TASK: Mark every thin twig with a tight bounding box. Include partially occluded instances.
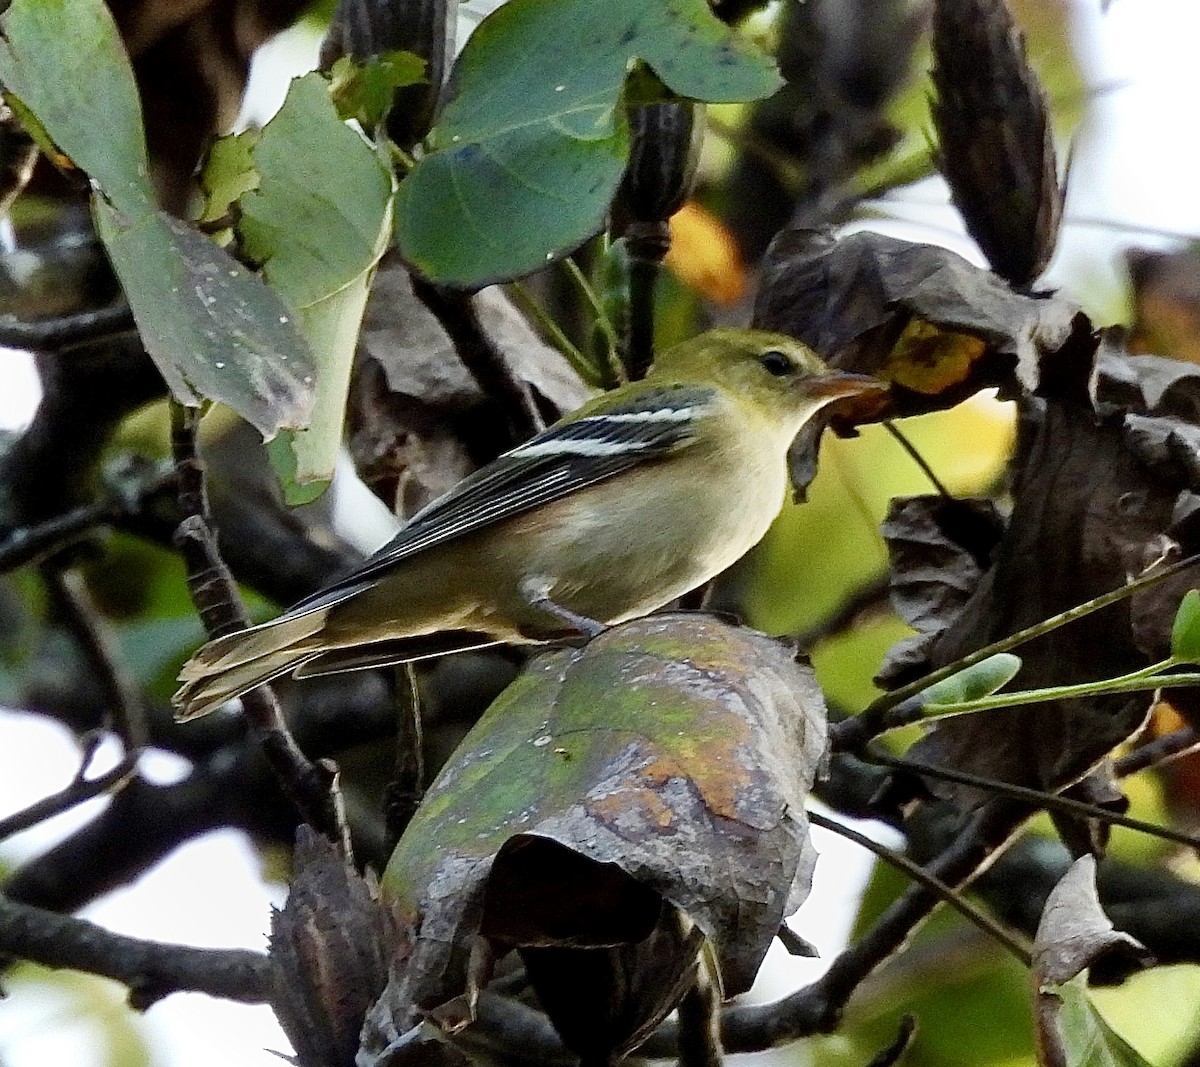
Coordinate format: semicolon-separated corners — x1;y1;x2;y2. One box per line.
809;810;1031;964
0;739;137;841
0;890;270;1008
870;749;1200;852
560;257;623;386
883;421;951;498
508;281;605;388
50;567;149;749
1115;725;1200;778
0;498;120;572
169;402;344;848
834;551;1200;751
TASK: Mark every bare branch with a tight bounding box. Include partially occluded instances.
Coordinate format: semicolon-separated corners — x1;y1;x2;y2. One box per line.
169;402;345;848
0;890;269;1009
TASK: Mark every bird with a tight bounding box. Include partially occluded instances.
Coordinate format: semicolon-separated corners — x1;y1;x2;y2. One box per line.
173;328;886;720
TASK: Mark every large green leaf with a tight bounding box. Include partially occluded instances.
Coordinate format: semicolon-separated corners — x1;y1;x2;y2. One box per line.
209;71;396;499
0;0;316;438
395;0;781;288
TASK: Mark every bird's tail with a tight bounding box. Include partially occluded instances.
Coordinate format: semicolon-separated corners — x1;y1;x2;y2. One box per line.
172;609;329;721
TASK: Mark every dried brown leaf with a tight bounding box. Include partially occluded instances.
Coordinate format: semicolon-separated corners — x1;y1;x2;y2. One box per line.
931;0;1062;286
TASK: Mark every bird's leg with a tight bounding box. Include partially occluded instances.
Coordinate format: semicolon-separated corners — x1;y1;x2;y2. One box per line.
519;577;606;639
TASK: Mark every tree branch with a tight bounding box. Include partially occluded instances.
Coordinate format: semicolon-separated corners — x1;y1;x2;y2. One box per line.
0;890;269;1009
169;403;344;848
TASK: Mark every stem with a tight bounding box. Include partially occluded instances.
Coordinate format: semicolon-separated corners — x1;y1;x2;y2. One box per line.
871;750;1200;851
835;551;1200;750
914;671;1200;721
561;257;623;386
883;421;950;498
509;281;605;388
1116;725;1200;778
809;810;1031;965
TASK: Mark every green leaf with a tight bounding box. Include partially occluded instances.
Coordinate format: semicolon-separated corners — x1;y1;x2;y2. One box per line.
93;203;315;436
919;652;1022;709
0;0;318;438
197;130;260;228
1037;978;1155;1067
329;51;427;129
1169;589;1200;663
211;71;395;496
395;0;781;287
0;0;150;215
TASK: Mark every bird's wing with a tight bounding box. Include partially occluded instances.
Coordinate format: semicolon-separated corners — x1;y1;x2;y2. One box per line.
288;384;717;614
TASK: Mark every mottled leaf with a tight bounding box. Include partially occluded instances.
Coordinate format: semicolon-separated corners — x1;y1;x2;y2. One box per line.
395;0;781;287
93;202;315;436
364;615;827;1056
0;0;317;438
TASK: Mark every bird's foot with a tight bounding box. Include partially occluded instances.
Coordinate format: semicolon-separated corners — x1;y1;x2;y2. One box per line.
519;577;606;640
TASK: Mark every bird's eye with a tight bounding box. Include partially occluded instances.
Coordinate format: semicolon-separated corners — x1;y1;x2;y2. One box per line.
760;350;793;377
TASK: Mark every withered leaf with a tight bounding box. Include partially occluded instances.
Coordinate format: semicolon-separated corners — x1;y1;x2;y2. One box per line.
362;614;827;1058
876;494;1005;686
903;396;1173;809
348;253;591;515
754;229;1079;407
1032;856;1151;1067
931;0;1062;286
269;826;404;1067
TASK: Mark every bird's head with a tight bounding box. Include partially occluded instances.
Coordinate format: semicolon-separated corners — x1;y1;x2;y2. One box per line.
652;328;889;437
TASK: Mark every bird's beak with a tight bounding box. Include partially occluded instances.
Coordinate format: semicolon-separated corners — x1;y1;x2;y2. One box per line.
805;371;889;402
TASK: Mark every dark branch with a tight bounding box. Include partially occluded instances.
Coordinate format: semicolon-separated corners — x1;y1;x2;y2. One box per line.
412;279;544;444
0;890;269;1008
0;735;136;841
169;402;343;845
0;302;137;352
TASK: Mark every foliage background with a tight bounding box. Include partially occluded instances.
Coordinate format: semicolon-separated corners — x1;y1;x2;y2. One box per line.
3;0;1200;1064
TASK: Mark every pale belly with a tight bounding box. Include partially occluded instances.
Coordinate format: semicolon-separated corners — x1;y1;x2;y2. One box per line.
504;450;789;628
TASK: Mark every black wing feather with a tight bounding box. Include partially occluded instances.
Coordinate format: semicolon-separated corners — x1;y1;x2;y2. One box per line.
288;385;716;615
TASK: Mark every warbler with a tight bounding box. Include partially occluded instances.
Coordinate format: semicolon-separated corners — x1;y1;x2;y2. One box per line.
174;328;885;720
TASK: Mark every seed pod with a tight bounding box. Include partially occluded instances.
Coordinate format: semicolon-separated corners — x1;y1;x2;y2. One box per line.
611;99;705;380
931;0;1063;287
612;99;704;249
320;0;457;148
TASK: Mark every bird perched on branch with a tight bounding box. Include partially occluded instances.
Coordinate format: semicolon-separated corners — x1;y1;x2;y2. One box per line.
173;328;886;720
